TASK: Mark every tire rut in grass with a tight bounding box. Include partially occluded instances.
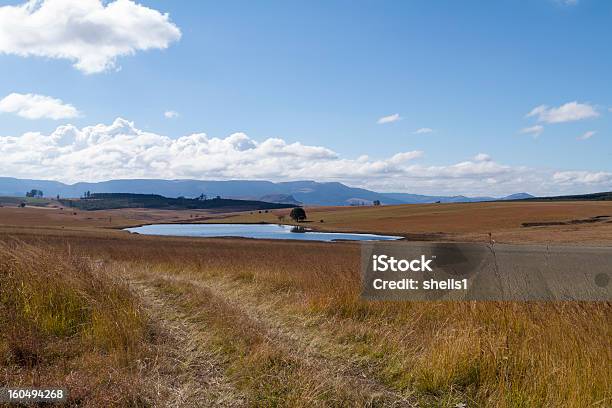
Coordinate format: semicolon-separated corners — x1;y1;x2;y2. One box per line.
132;281;247;407
139;272;415;407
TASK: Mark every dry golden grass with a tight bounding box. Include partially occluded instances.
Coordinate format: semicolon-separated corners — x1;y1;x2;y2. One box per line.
1;201;611;406
0;241;152;406
2;230;609;407
217;201;612;245
0;205;225;230
3;199;612;245
140;275;399;407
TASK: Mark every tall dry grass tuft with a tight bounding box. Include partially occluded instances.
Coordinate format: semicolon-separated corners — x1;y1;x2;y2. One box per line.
0;241;151;406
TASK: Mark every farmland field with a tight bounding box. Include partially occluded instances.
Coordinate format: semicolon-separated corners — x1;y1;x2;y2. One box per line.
0;202;611;407
209;201;612;245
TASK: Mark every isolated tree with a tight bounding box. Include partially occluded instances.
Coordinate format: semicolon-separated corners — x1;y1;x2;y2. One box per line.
290;207;307;222
26;189;43;198
373;200;381;206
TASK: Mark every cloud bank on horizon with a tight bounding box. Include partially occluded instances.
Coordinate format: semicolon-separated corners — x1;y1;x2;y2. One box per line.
0;118;609;196
0;0;181;74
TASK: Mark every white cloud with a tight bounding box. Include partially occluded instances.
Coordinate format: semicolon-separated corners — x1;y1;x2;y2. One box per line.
558;0;579;5
0;117;420;184
520;125;544;137
0;118;610;196
164;110;179;119
413;127;433;134
377;113;401;124
553;171;612;185
526;102;598;124
0;0;181;74
387;151;424;164
473;153;491;162
0;92;79;119
577;130;596;140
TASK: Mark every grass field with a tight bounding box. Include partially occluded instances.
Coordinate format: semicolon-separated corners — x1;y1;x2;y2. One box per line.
0;196;58;207
214;201;612;245
0;205;228;230
0;203;611;407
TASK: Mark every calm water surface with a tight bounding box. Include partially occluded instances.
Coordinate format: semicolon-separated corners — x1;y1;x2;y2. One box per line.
125;223;402;242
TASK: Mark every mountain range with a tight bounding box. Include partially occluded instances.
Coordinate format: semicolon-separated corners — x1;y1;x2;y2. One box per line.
0;177;534;206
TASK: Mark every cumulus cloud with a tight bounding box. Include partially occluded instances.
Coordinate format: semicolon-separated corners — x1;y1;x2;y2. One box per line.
0;118;609;196
520;125;544;137
387;151;424;164
0;117;412;182
0;92;79;119
473;153;491;162
377;113;401;124
164;110;179;119
577;130;596;140
553;171;612;185
526;102;598;124
0;0;181;74
413;127;433;134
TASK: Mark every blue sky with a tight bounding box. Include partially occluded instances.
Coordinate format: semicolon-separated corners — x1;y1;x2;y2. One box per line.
0;0;610;195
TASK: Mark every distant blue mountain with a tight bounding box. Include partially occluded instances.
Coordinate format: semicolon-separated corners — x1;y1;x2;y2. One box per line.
380;193;496;203
379;192;535;203
0;176;533;206
499;193;535;200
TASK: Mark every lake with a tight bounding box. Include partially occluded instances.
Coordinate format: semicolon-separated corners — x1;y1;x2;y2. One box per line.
124;223;402;242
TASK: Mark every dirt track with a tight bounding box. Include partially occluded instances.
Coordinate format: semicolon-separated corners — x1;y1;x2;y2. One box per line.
131;268;415;407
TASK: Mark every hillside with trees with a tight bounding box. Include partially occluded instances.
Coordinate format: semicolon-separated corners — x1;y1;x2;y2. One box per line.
59;193;295;211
